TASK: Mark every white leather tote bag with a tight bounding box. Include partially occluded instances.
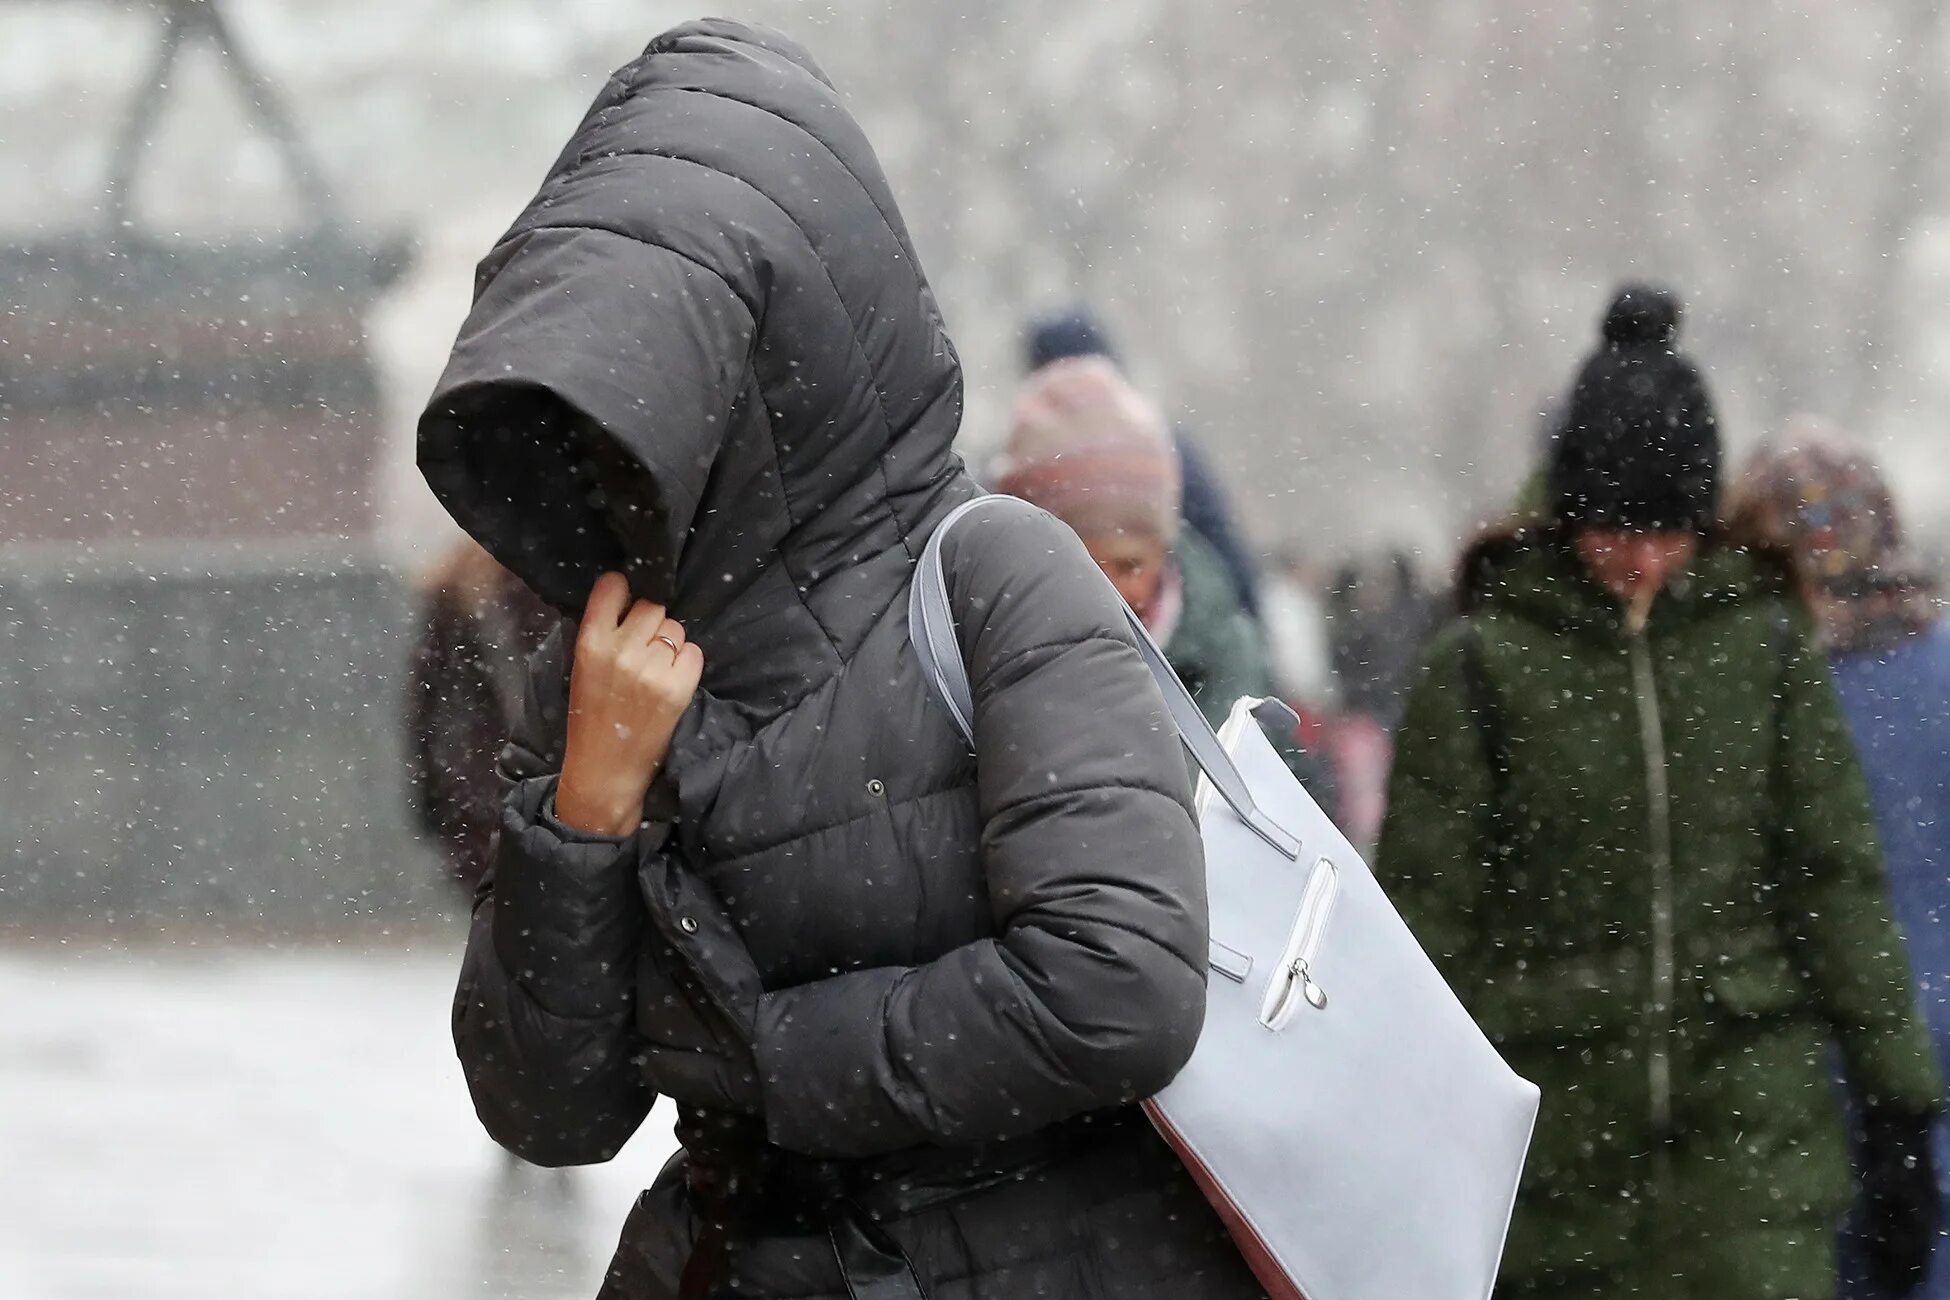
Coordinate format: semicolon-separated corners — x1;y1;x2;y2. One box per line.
910;497;1539;1300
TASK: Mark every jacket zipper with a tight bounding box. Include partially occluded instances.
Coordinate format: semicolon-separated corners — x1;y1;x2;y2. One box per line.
1626;605;1676;1137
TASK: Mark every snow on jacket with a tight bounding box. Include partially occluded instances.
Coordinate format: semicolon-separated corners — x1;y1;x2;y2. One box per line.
417;20;1257;1300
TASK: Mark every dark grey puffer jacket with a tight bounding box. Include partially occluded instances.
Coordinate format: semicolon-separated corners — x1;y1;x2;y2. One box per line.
418;19;1260;1300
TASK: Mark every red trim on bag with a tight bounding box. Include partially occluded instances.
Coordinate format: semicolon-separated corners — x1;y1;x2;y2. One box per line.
1144;1098;1306;1300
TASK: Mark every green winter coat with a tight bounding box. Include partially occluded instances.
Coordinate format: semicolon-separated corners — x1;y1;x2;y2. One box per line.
1377;529;1941;1300
1165;528;1275;728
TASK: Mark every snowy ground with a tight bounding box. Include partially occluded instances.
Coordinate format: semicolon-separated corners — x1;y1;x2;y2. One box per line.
0;941;679;1300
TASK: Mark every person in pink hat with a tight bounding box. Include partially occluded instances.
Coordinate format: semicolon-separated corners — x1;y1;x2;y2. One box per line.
995;357;1276;731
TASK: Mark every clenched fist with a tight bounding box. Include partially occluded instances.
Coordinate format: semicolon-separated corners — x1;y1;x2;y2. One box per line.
553;572;704;837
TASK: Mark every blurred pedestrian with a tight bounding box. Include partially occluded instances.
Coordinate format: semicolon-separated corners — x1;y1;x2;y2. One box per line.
1306;548;1438;849
996;357;1276;724
1261;549;1404;848
419;21;1258;1300
1323;548;1439;733
994;356;1336;818
1376;285;1943;1300
1731;429;1950;1300
407;536;557;898
1024;306;1264;617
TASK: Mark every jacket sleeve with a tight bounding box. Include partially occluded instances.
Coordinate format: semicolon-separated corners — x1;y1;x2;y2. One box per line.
1373;621;1499;998
1771;609;1944;1115
752;507;1210;1158
451;630;659;1166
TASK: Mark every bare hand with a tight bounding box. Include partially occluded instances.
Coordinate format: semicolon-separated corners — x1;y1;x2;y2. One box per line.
554;573;704;837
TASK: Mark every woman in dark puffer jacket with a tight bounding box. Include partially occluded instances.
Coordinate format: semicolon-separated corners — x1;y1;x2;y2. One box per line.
416;19;1261;1300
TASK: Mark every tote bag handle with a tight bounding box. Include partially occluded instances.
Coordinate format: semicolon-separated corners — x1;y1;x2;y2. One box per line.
909;496;1302;860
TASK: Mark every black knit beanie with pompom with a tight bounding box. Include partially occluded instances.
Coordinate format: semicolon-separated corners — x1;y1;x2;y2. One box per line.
1549;284;1721;533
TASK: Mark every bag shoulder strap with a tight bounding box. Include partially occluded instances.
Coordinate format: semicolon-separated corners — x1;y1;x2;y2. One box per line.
909;496;1301;859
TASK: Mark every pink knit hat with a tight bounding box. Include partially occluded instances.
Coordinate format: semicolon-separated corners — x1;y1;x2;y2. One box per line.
993;357;1181;544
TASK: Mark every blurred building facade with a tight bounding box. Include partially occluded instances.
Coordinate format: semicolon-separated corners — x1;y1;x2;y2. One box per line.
1;0;440;930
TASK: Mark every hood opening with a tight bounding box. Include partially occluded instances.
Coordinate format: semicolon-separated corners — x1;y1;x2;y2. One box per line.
421;383;630;617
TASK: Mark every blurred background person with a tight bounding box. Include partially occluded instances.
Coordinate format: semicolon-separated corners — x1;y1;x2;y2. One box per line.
1323;548;1440;735
1311;546;1441;848
1731;429;1950;1300
994;357;1271;725
997;352;1338;811
1376;286;1943;1300
407;534;559;1181
1024;306;1265;618
407;535;557;902
1262;548;1401;848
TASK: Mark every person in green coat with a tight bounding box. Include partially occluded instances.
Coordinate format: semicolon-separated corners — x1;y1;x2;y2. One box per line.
1378;286;1943;1300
